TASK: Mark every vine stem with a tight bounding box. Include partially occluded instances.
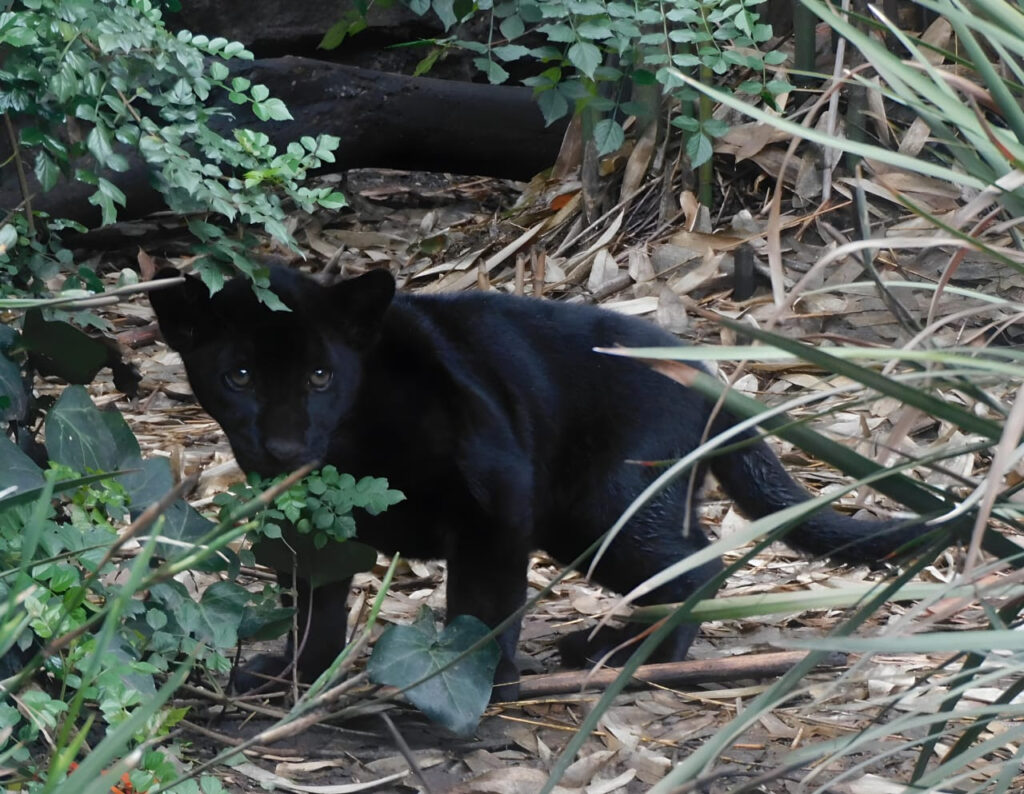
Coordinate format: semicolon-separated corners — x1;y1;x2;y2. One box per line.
3;112;34;235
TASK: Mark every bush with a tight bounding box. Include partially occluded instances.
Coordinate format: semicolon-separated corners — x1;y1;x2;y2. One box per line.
0;0;346;300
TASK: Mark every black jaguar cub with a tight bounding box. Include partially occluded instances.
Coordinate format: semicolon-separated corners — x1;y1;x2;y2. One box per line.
151;266;933;700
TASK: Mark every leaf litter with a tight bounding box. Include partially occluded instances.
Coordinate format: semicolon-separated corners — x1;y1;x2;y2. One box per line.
71;117;1024;791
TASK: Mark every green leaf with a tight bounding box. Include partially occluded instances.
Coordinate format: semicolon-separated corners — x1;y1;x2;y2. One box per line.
317;191;348;209
474;58;510;84
568;40;602;78
492;44;531;62
208;61;230;81
197;581;250;648
44;386;121;473
0;435;44;496
537;88;570;126
33;152;60;192
593;118;625;156
499;15;525;39
432;0;458;29
0;223;16;253
255;97;292;121
0;339;28;424
22;309;109;385
0;12;38;47
367;607;500;736
686;131;714;167
86;126;115;167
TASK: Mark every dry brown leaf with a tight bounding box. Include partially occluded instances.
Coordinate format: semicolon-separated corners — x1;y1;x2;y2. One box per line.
898;116;933;158
666;251;722;296
716;122;791;162
587;249;620;292
562;749;617;787
232;761;407;793
619;121;657;200
626;246;656;283
448;767;581;794
655;286;690;333
137;248;158;281
665;229;747;255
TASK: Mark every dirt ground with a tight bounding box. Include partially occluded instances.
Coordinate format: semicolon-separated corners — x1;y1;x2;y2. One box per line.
86;160;1024;793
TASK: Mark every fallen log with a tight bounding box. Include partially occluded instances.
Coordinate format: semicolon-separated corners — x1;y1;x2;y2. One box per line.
514;650;847;699
1;57;566;228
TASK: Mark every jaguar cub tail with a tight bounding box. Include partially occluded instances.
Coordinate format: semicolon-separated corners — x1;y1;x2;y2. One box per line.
708;428;953;563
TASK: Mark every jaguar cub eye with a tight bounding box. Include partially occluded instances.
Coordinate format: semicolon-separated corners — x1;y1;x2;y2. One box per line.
224;368;252;390
308;368;333;390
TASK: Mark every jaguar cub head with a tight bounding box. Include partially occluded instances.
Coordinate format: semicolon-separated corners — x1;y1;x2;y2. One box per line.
150;266;395;476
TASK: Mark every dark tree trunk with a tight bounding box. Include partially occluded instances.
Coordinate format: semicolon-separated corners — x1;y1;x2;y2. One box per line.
1;58;566;229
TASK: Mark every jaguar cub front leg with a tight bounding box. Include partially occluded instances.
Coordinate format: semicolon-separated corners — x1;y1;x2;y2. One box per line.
234;574;352;692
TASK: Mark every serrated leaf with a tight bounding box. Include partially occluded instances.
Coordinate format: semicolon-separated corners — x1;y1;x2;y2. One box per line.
492;44;531;62
0;223;16;253
432;0;457;29
568;40;602;78
687;131;714;167
537;88;570;126
86;126;114;166
368;607;500;736
33;152;59;192
474;58;510;84
593;118;625;156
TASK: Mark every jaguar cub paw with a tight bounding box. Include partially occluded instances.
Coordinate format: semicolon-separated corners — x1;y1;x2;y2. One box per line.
232;653;294;693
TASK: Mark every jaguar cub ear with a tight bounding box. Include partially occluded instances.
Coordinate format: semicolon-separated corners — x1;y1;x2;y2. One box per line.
330;269;397;347
148;268;216;353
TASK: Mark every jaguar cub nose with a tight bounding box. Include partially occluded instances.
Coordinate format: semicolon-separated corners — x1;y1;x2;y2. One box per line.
264;437;313;469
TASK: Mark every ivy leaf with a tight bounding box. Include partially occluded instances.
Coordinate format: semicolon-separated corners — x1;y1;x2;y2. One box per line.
22;311;109;386
368;607;500;736
45;386;120;473
0;340;28;424
0;435;44;497
197;581;251;648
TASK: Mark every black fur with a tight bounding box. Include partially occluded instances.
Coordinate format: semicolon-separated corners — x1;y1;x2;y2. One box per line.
150;267;932;699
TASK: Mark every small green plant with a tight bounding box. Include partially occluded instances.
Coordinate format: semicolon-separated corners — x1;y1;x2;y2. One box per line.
214;466;403;590
220;465;406;549
386;0;789;167
215;468;503;735
0;0;347;299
